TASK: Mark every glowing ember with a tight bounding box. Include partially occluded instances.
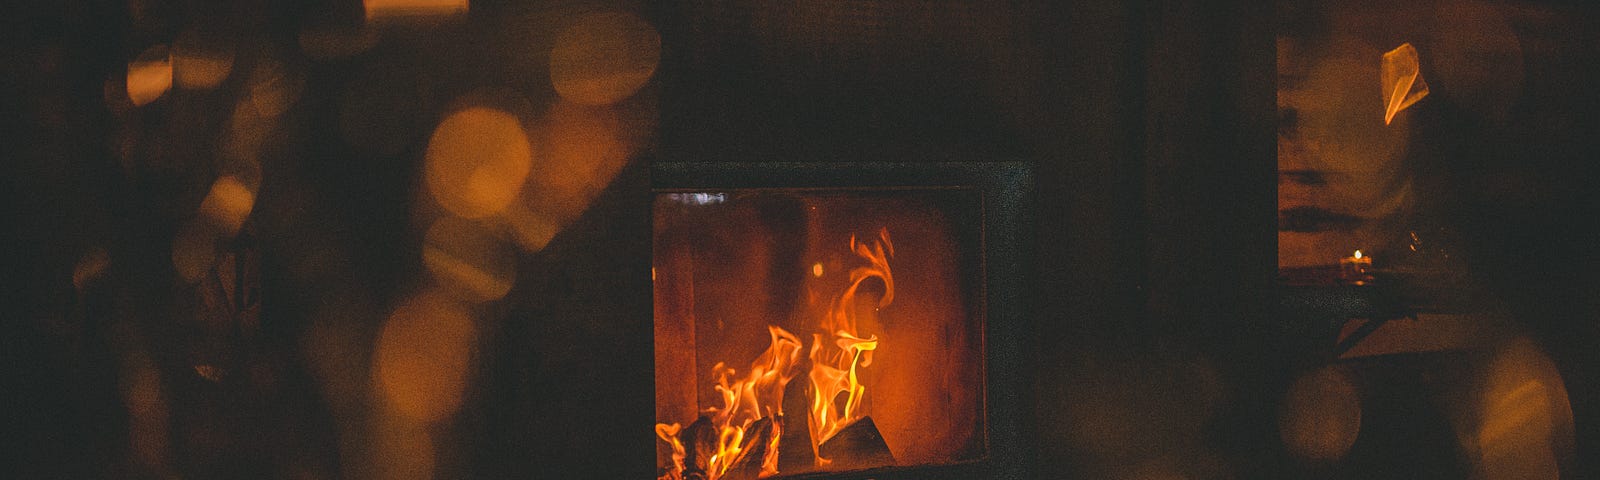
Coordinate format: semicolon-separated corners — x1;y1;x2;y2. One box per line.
656;228;897;478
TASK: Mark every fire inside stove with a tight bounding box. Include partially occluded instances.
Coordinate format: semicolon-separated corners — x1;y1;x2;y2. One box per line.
654;189;985;479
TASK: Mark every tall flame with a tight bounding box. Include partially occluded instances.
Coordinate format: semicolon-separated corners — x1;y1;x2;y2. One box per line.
656;228;896;477
808;228;894;462
656;423;687;477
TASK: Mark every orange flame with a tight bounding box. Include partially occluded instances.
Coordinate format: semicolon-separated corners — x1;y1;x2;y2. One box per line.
808;228;893;463
656;326;801;479
655;423;686;477
656;228;896;476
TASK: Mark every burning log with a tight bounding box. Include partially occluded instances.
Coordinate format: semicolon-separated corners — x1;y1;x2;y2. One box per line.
817;416;895;471
724;417;774;480
777;378;817;473
680;416;717;479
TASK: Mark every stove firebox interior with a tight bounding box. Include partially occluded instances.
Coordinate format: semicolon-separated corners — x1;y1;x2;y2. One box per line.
651;163;1031;480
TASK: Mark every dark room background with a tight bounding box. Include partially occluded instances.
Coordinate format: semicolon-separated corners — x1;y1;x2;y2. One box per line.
5;0;1598;478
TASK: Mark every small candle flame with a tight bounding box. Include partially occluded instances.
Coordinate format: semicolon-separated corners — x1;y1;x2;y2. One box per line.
1353;250;1363;259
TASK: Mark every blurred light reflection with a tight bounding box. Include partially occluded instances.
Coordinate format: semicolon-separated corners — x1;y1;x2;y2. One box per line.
536;101;631;215
199;175;256;237
244;59;303;119
500;203;561;253
172;30;234;90
126;46;172;106
424;107;534;219
365;0;468;21
549;11;661;105
1474;338;1574;479
1279;365;1361;463
372;292;476;423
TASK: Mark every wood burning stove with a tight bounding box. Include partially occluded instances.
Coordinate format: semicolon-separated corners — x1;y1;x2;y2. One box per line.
652;162;1032;479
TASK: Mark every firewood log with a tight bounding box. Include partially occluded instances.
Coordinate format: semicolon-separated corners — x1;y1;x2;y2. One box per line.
679;416;716;478
817;416;895;471
777;380;817;473
724;417;773;480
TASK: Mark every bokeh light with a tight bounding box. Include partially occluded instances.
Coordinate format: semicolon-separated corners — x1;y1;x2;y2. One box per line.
533;100;631;216
1474;338;1574;479
372;292;476;423
1279;365;1362;462
243;58;303;119
365;0;468;21
199;175;256;237
223;92;281;174
425;107;534;219
549;11;660;105
500;202;561;253
422;216;517;303
496;99;641;253
126;46;172;106
172;29;234;90
72;247;110;293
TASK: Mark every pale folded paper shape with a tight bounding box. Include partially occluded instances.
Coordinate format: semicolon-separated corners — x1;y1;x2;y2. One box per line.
1382;43;1429;125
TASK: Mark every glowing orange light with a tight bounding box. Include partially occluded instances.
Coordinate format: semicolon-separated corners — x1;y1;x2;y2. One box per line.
550;11;661;105
243;60;302;119
501;203;562;253
126;46;172;106
1280;366;1361;462
373;292;476;423
199;176;256;237
811;263;824;277
425;107;533;219
1475;338;1574;478
1353;250;1362;259
173;30;233;90
364;0;467;20
537;101;631;214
